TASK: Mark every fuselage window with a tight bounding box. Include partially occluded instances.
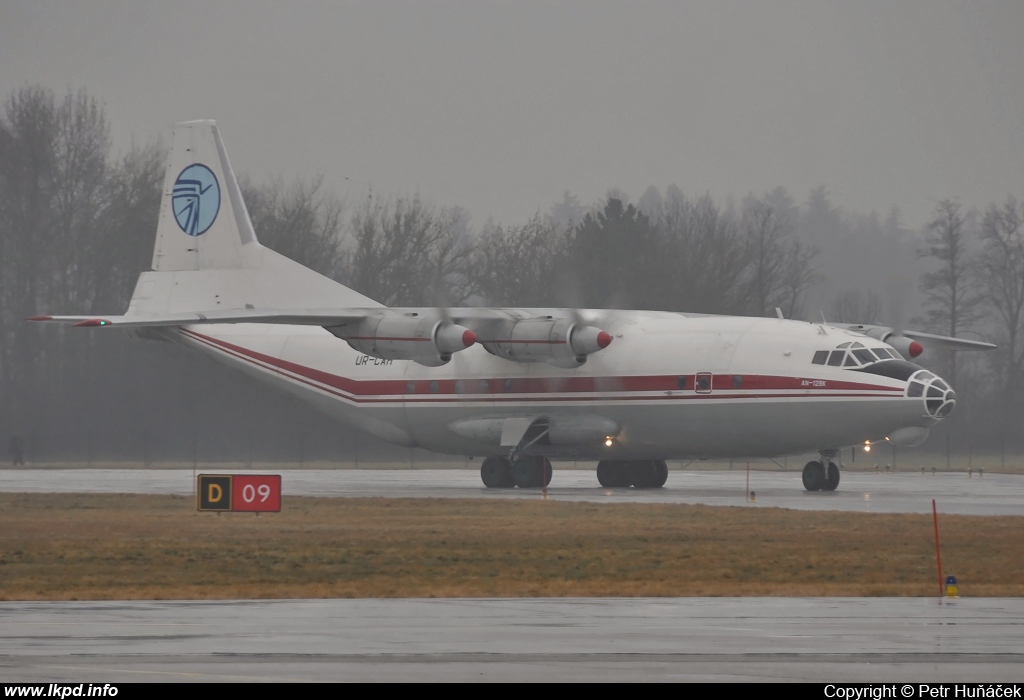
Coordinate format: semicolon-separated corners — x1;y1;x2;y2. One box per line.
405;381;416;394
812;350;828;365
503;378;515;392
479;380;490;393
429;381;439;394
827;351;845;366
732;375;743;388
676;376;688;390
695;374;711;392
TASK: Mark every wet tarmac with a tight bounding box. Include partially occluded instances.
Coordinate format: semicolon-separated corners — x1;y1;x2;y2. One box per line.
2;598;1023;682
0;468;1021;515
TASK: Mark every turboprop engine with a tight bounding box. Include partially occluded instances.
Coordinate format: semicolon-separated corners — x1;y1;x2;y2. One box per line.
480;317;612;369
858;327;923;360
328;314;477;367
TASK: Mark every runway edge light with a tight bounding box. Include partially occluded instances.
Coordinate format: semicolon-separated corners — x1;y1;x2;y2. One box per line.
945;575;959;598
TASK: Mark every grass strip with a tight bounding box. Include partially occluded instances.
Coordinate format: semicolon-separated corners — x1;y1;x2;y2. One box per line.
1;493;1021;599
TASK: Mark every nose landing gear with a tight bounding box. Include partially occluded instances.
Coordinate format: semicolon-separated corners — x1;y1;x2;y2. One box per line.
802;453;841;492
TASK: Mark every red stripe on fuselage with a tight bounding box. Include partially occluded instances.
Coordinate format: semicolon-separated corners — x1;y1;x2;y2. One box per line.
179;328;904;403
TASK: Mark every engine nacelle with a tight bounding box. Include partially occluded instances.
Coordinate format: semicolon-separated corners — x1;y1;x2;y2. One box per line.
481;318;612;369
333;315;476;367
862;328;923;360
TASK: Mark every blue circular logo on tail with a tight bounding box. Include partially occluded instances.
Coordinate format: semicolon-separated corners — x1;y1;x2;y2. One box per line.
172;163;220;236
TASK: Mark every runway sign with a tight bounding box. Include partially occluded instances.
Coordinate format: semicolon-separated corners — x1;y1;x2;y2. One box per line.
197;474;282;512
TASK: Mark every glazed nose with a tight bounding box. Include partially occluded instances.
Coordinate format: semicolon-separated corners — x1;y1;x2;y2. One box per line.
906;370;956;419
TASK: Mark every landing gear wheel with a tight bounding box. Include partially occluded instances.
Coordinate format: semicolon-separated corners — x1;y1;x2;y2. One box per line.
513;456;551;488
630;461;659;488
481;456;513;488
802;460;825;491
513;458;535;488
652;460;669;488
823;461;840;491
540;457;552;487
597;460;629;488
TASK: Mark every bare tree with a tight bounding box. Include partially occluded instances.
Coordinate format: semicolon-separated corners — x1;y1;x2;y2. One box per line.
741;196;791;316
469;217;567;307
91;141;163;311
656;192;749;314
243;176;346;280
915;199;984;467
0;87;60;433
778;239;820;320
48;90;110;314
344;194;475;307
826;289;884;324
978;197;1024;464
916;200;981;381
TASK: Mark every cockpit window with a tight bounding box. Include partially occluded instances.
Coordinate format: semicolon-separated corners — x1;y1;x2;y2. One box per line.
853;349;876;364
818;344;901;369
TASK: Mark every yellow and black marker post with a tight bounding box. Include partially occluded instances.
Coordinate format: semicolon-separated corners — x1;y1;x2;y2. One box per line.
197;474;232;511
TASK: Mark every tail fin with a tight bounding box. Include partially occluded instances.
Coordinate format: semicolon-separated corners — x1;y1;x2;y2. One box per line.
153;120;257;271
128;120;380;316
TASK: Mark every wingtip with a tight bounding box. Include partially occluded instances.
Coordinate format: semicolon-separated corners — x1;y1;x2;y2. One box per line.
26;315;52;322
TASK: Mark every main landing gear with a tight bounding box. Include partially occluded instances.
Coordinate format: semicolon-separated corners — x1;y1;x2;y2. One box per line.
596;460;668;489
802;451;840;492
480;455;552;489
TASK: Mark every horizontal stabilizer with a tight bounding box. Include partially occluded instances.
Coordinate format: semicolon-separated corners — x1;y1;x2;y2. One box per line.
28;309;368;328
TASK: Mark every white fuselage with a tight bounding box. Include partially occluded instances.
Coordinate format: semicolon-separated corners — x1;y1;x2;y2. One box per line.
169;310;940;461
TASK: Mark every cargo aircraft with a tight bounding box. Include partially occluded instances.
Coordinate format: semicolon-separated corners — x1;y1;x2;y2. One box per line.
31;121;995;492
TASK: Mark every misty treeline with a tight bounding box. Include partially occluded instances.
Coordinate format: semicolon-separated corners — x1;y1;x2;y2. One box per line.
1;86;1021;464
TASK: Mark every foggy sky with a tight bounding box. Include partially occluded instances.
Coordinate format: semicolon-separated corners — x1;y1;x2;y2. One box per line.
2;1;1022;229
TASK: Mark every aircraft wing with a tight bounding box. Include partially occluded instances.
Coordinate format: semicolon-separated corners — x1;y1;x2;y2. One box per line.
899;329;997;352
28;306;611;367
834;323;996;352
28;306;560;330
